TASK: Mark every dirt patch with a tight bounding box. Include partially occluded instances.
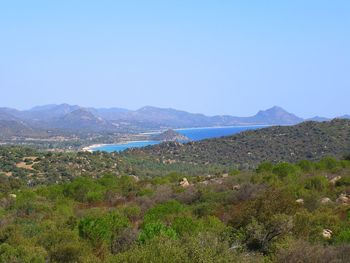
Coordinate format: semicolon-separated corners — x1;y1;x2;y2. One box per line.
16;157;40;170
16;162;35;170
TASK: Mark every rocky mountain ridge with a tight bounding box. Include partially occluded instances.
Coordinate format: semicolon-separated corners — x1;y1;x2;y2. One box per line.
0;104;348;137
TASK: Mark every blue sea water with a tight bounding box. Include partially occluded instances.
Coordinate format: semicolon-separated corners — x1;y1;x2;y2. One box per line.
92;125;267;152
93;141;160;152
175;126;266;141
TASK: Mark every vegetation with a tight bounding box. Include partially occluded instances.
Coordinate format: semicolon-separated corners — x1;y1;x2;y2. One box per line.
0;146;233;187
1;144;350;262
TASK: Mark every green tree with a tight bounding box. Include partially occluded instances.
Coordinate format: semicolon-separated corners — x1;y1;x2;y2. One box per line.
79;211;130;247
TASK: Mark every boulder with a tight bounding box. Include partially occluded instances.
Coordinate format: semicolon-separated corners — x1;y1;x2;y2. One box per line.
200;180;209;185
129;175;140;182
336;193;350;205
296;198;304;204
180;178;190;188
322;229;333;239
330;176;342;184
320;197;332;204
233;184;241;190
210;178;223;184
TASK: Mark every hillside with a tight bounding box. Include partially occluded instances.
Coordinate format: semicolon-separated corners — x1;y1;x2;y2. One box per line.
0;120;48;139
50;108;114;131
126;119;350;167
0;111;48;138
1;146;350;262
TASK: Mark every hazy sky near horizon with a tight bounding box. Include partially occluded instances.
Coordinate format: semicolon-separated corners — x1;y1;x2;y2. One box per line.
0;0;349;118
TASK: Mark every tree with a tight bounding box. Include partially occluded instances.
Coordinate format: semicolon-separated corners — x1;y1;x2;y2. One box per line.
78;211;130;247
244;214;293;254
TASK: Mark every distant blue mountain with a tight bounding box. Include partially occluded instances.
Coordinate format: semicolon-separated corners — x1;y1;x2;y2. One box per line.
307;116;331;122
339;115;350;119
0;103;348;135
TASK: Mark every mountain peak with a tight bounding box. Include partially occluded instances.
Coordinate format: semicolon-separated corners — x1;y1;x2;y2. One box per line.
137;106;175;112
258;106;287;114
253;106;303;125
54;108;111;131
62;108;97;120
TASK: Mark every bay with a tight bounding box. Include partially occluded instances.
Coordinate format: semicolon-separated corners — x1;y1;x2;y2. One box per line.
92;125;267;152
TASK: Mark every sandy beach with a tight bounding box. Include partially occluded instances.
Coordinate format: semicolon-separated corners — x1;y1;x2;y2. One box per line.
82;144;107;152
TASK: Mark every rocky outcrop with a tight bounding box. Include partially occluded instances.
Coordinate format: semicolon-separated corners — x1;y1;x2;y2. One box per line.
153;129;190;142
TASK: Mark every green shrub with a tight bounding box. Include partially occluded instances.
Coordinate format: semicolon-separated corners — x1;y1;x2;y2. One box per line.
121;205;141;222
304;176;328;192
115;176;139;196
143;200;186;225
112;233;256;263
317;157;340;171
63;177;105;202
111;237;187;263
336;177;350;187
272;163;299;179
79;211;130;246
138;222;177;243
151;172;185;185
171;216;200;236
297;160;314;173
229;169;240;176
193;202;216;217
344;154;350;161
256;162;273;174
335;228;350;244
0;243;47;263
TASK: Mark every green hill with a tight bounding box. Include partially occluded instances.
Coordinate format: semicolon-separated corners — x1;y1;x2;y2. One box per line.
126;119;350;167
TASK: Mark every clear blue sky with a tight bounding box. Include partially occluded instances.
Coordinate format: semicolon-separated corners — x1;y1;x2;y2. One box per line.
0;0;349;118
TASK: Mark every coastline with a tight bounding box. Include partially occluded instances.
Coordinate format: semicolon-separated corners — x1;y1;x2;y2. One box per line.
174;124;270;131
82;125;270;152
141;124;270;134
82;144;108;152
82;140;157;152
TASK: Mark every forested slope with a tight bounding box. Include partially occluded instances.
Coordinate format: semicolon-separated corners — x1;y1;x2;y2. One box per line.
127;119;350;168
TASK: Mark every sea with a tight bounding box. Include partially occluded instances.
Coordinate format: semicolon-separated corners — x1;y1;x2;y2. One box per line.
91;125;267;152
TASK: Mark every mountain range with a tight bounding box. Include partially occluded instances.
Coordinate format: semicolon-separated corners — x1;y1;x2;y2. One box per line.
0;104;348;137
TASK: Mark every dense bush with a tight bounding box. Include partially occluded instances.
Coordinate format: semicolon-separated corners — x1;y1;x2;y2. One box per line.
1;146;350;262
78;211;130;247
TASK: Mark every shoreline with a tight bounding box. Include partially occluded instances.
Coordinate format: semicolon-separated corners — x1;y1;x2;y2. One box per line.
174;124;270;131
141;124;270;134
83;124;270;152
82;140;158;152
82;144;108;152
